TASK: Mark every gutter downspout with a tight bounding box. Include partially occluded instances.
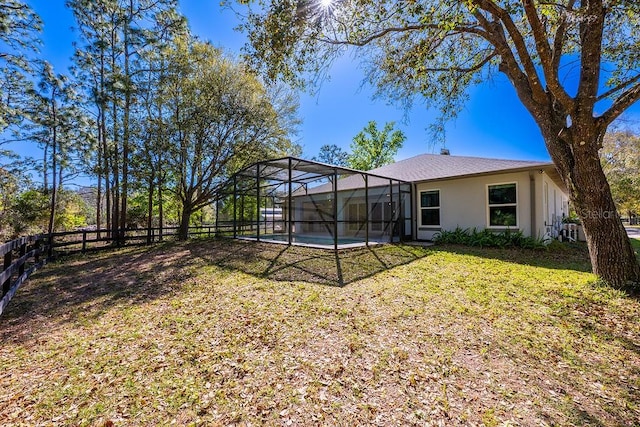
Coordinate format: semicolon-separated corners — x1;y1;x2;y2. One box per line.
413;182;418;241
530;171;537;238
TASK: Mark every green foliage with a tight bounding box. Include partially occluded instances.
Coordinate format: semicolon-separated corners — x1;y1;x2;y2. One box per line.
0;165;29;240
434;227;546;250
347;121;405;170
312;144;349;166
125;190;180;228
25;61;95;187
54;190;91;231
600;129;640;217
0;1;41;197
126;193;149;228
0;0;41;132
0;188;92;239
158;39;299;238
239;1;640;130
9;189;49;236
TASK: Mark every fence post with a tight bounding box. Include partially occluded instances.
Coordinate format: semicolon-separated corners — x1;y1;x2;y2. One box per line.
34;237;41;264
3;247;11;297
18;241;26;276
82;231;87;254
47;234;53;259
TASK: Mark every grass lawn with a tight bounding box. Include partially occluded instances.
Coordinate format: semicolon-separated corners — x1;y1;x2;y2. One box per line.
1;238;639;426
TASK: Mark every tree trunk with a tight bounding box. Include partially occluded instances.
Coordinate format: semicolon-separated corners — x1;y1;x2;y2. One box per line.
544;124;640;290
111;132;120;245
569;153;638;288
146;173;154;244
100;41;109;239
110;21;120;246
43;143;48;194
96;137;102;239
158;172;164;242
102;108;110;239
120;8;131;246
178;205;192;241
47;94;58;237
48;127;57;236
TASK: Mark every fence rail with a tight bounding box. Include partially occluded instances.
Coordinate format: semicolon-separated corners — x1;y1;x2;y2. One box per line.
0;224;233;316
47;223;235;254
1;235;49;316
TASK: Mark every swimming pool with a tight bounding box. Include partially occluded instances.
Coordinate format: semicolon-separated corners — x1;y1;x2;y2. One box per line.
238;233;375;249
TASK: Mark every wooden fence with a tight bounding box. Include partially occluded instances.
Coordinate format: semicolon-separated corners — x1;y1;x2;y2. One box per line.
0;223;234;316
48;223;235;255
0;235;49;316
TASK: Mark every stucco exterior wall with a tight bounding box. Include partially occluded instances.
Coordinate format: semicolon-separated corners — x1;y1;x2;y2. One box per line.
415;170;567;241
538;172;570;238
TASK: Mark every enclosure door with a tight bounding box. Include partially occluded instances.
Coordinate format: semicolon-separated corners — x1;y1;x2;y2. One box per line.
370;202;396;235
347;202;367;235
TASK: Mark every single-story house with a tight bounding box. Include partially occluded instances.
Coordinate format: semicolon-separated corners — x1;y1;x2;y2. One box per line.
363;152;570;241
217;153;571;248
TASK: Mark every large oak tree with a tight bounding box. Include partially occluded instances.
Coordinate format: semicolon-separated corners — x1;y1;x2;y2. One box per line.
162;40;298;240
237;0;640;289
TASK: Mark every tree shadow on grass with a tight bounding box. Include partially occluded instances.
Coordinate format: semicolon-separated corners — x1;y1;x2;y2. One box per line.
0;238;433;344
190;238;434;287
0;241;206;344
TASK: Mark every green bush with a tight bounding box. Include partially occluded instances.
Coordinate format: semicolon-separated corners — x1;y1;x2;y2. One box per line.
433;227;546;250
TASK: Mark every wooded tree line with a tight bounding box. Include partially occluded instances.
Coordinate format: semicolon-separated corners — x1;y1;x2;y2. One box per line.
0;0;300;241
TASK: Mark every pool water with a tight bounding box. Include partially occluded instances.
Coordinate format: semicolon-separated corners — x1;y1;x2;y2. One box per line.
256;234;365;245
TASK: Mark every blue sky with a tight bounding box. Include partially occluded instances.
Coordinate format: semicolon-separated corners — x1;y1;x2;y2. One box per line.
23;0;639;166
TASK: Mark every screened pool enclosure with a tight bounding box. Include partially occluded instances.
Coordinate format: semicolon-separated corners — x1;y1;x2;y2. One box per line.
214;157;413;249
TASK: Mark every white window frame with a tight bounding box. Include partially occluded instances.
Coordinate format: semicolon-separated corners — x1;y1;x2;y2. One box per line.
419;189;441;228
486;182;519;228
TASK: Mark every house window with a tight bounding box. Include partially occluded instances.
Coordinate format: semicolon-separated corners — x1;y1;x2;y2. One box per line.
420;190;440;227
488;183;517;227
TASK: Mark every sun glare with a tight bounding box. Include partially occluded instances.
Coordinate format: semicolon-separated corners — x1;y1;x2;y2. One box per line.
311;0;337;22
320;0;333;8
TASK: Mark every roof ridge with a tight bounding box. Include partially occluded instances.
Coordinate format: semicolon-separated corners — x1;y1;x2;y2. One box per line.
395;152;551;164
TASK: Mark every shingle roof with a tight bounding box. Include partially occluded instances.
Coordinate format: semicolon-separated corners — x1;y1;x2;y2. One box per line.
299;154;557;195
368;153;552;182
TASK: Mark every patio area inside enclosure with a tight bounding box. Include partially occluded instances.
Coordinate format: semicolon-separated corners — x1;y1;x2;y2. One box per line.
214;157;413;249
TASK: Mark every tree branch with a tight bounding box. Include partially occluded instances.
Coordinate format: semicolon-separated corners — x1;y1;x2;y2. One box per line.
522;0;574;111
470;8;542;116
552;0;576;73
422;51;497;74
316;23;485;47
576;0;605;116
599;82;640;128
597;73;640;102
472;0;547;103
